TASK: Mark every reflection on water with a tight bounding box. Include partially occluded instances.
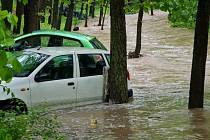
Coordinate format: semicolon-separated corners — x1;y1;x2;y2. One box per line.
55;11;210;139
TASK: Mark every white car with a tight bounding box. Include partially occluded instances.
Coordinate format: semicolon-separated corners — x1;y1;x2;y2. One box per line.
0;47;133;112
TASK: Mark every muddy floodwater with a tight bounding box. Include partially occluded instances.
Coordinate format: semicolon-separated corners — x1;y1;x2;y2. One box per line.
55;11;210;139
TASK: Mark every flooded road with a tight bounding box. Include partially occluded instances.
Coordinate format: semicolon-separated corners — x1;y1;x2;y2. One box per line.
56;11;210;139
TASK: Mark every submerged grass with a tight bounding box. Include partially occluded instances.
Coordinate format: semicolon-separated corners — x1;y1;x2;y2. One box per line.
0;108;65;140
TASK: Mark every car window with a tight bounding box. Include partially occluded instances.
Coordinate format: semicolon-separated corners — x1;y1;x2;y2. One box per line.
89;38;107;50
14;51;49;77
63;38;82;47
14;35;83;51
105;54;110;64
35;55;73;82
14;36;41;51
78;54;106;77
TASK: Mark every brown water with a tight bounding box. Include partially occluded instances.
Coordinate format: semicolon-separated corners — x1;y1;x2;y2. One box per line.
55;11;210;139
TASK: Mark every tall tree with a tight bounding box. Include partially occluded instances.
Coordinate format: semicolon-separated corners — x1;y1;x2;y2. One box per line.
23;0;39;34
51;0;59;28
188;0;210;109
1;0;13;28
101;0;108;30
108;0;128;103
13;0;24;34
92;0;96;18
150;0;153;15
98;0;104;26
128;0;143;58
56;2;64;30
89;0;95;18
84;0;88;27
79;0;84;19
133;1;143;58
64;0;75;31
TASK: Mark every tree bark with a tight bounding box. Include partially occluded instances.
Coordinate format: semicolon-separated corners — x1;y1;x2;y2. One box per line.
13;0;24;34
1;0;13;29
48;8;52;25
150;6;153;15
92;0;96;18
84;1;88;27
79;0;84;19
150;0;153;16
64;0;74;31
89;0;95;18
108;0;128;103
89;2;93;16
23;0;39;34
98;3;103;26
133;2;143;58
56;2;64;30
101;0;108;30
51;0;59;28
188;0;210;109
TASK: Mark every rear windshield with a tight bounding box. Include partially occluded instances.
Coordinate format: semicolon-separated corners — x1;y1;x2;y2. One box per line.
14;51;49;77
89;38;107;50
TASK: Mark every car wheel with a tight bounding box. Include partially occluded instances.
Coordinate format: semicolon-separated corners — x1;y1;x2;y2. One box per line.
1;98;28;114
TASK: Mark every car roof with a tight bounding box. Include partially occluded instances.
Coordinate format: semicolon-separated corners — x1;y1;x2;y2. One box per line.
25;47;109;56
14;30;95;41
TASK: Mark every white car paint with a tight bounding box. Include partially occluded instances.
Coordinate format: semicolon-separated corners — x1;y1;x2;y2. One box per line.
0;47;111;109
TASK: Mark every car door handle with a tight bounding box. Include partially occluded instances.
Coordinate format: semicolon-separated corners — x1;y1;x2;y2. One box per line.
67;82;74;86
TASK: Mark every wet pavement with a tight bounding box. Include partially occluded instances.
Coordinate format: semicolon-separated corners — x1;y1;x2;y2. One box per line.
55;11;210;139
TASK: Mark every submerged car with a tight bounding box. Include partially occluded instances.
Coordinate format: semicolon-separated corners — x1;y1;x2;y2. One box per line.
0;47;133;112
12;30;107;51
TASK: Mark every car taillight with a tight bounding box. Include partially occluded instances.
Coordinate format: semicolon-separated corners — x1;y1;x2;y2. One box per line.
127;70;131;81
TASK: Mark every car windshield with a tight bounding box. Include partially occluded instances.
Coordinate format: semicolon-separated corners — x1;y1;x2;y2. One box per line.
14;51;49;77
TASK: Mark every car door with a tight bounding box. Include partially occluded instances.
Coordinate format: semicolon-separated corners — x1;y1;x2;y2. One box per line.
76;53;107;103
29;54;77;106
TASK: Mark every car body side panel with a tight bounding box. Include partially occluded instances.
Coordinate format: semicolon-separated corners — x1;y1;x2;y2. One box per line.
76;76;103;103
28;53;77;106
0;77;31;106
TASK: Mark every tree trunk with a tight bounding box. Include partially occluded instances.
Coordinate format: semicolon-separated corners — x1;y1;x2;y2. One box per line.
133;2;143;58
48;9;52;24
108;0;128;103
150;6;153;15
23;0;39;34
51;0;59;28
13;0;24;34
79;0;84;19
150;0;153;16
89;0;95;18
92;0;95;18
101;0;108;30
56;2;64;30
89;2;93;16
64;0;74;31
188;0;210;109
1;0;13;29
84;1;88;27
98;3;103;26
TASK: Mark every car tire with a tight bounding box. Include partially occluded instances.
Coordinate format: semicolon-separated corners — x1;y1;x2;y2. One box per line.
0;98;27;114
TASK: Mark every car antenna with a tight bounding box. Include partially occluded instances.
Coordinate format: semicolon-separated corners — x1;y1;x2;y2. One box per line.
37;46;41;50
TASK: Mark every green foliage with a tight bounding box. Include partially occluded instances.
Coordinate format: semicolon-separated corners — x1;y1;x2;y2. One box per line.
0;10;21;83
20;0;28;5
159;0;198;28
124;0;159;14
0;109;64;140
73;17;80;26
